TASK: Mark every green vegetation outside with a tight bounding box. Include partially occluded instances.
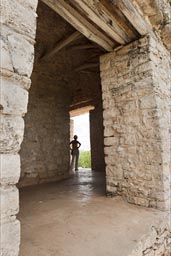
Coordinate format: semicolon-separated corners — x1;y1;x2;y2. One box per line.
78;151;91;168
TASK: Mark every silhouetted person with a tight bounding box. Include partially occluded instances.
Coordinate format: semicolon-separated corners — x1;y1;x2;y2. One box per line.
70;135;81;171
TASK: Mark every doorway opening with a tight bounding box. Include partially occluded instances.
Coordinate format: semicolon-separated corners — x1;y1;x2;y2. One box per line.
19;0;105;188
70;106;94;170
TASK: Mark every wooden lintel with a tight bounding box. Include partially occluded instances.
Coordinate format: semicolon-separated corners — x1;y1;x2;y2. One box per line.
80;70;99;74
96;1;135;42
70;105;95;117
41;31;82;60
109;0;152;35
75;62;99;72
100;0;138;39
41;0;115;52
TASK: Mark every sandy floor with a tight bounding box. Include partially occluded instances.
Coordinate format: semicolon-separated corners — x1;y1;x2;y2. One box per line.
18;169;164;256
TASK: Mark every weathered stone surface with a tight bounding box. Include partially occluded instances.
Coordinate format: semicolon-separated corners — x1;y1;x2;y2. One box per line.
7;34;34;77
0;0;37;39
16;0;38;11
0;186;19;221
0;70;31;91
149;36;171;211
0;116;24;153
19;73;71;186
0;0;37;255
135;0;164;25
100;35;171;210
0;38;13;72
0;220;20;256
1;77;28;115
0;154;20;185
135;0;171;53
162;23;171;52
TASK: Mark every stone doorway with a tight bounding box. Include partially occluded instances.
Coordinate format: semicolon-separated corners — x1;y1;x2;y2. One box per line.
70;110;92;171
17;2;106;253
19;1;106;188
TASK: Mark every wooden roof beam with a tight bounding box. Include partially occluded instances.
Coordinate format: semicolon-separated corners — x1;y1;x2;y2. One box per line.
107;0;152;35
68;44;97;50
69;0;129;44
75;62;99;72
100;0;138;39
40;31;82;60
42;0;116;52
95;1;135;41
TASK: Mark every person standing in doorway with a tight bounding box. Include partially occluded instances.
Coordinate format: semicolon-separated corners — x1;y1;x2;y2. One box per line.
70;135;81;171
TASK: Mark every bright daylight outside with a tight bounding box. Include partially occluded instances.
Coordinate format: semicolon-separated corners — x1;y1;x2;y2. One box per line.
71;113;91;169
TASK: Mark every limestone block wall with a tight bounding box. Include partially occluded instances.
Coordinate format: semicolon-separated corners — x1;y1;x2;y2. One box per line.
100;35;171;210
0;0;38;255
19;72;70;187
150;36;171;210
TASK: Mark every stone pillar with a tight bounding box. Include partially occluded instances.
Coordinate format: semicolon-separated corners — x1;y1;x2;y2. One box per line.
0;0;38;255
90;107;105;172
100;35;171;211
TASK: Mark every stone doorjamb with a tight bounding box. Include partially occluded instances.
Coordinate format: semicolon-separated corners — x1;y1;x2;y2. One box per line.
0;0;38;255
100;34;171;211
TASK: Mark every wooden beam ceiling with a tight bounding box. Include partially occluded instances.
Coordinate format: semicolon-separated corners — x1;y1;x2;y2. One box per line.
69;0;130;44
68;43;97;50
41;0;115;52
103;0;152;35
41;0;153;52
40;31;82;60
75;62;99;72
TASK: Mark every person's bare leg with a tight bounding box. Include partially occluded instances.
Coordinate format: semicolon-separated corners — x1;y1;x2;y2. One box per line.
70;155;75;174
75;152;79;170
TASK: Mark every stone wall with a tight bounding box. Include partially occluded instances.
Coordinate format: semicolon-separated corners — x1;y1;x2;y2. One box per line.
18;2;72;187
150;36;171;211
0;0;38;255
19;71;70;187
100;35;171;210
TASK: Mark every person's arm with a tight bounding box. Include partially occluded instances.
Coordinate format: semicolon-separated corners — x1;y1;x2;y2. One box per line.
70;141;73;150
78;141;81;148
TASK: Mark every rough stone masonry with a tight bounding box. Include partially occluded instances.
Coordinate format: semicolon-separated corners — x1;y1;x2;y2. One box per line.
100;35;171;211
0;0;38;255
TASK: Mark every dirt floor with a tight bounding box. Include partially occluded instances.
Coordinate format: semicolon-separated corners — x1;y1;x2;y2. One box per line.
18;169;164;256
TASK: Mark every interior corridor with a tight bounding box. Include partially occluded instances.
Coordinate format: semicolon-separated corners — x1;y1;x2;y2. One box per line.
18;170;165;256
